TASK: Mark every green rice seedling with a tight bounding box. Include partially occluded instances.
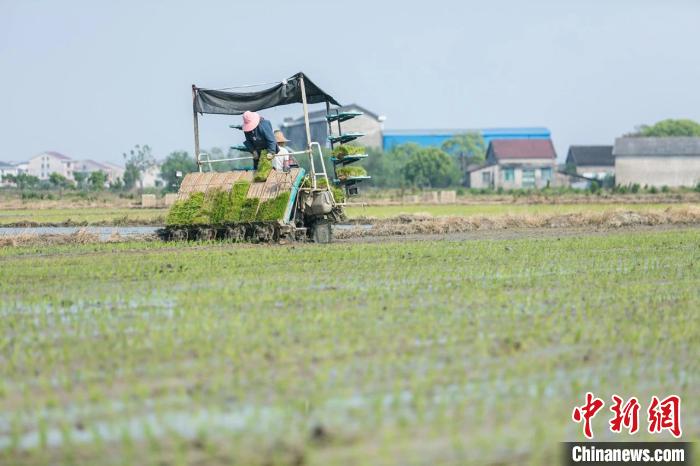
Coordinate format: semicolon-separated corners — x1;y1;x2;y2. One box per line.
239;198;260;221
254;151;273;182
332;145;366;160
302;176;329;189
209;183;253;224
331;186;345;203
336;166;367;179
207;189;230;225
166;183;253;226
165;192;206;226
299;176;344;201
226;182;251;222
256;192;291;221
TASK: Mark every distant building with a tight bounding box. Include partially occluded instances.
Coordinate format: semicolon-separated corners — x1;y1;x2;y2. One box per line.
13;161;29;174
27;151;75;180
565;145;615;180
75;159;125;183
613;137;700;188
468;139;557;189
101;161;126;183
280;103;384;150
382;127;551;151
0;161;20;185
140;164;163;188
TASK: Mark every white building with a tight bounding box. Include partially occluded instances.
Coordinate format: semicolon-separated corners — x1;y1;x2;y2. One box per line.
75;159;125;183
0;161;20;185
100;161;126;183
27;151;75;180
140;164;163;188
13;161;29;174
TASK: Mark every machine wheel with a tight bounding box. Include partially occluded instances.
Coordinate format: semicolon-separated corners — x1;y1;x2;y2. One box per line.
252;223;278;243
225;225;246;242
197;227;217;241
311;220;332;244
171;228;188;241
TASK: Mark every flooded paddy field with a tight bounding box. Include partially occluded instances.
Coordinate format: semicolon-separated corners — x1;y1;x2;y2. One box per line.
0;228;698;465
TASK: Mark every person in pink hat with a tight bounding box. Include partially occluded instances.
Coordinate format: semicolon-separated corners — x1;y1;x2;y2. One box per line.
242;111;278;169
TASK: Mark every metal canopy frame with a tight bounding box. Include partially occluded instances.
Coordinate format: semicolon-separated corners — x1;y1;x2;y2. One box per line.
190;75;334;197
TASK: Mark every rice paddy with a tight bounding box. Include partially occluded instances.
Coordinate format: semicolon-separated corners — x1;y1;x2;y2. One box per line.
1;227;698;465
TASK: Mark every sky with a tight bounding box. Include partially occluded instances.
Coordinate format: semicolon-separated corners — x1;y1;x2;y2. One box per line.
1;0;699;164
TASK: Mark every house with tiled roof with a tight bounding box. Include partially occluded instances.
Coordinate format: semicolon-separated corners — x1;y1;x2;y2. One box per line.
565;145;614;180
468;139;558;189
281;103;384;149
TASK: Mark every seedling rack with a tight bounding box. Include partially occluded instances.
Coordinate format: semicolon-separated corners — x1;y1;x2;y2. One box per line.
325;105;371;199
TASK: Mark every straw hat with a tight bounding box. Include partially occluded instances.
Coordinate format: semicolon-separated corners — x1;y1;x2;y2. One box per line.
242;111;261;132
274;130;290;144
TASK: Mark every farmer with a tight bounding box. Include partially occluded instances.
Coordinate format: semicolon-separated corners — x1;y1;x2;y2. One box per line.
242;111;278;170
272;130;292;172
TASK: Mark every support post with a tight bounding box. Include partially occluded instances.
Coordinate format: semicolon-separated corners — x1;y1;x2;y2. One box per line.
325;99;333;149
299;75;315;187
326;99;339;181
192;84;202;172
299;76;312;149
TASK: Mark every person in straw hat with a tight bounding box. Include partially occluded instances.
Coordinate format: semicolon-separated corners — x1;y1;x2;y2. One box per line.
272;130;293;172
242;111;278;170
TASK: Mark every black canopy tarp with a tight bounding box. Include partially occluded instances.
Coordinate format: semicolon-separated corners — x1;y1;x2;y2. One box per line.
194;72;341;115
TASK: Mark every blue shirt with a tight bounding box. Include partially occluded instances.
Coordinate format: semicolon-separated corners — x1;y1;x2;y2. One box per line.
243;118;278;154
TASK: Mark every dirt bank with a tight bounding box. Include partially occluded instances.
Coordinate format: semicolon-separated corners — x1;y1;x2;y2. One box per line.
0;229;155;247
336;206;700;239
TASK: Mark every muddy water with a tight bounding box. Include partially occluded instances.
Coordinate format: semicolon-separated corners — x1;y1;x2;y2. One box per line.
0;225;373;241
0;226;160;239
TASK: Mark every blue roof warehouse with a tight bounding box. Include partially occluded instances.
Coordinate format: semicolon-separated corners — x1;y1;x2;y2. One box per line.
382;127;551;150
280;104;551;152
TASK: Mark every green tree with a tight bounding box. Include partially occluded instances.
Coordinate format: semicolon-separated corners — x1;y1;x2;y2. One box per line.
441;133;487;186
360;143;428;189
123;163;140;190
73;172;88;190
122;144;156;192
109;177;124;191
160;151;197;192
441;132;486;161
631;119;700;137
7;173;40;190
48;172;73;194
88;170;108;190
401;147;459;188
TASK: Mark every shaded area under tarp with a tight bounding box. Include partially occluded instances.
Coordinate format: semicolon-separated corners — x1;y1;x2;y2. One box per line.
194;72;341;115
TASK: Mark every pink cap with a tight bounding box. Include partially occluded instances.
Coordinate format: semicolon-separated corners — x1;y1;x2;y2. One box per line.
242;111;261;132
